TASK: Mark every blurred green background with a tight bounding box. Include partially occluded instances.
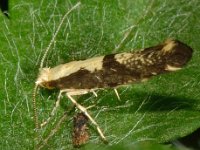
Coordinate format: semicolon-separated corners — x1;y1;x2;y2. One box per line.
0;0;200;149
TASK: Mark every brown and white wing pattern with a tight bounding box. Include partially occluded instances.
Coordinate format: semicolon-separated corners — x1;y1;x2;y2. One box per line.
37;39;193;90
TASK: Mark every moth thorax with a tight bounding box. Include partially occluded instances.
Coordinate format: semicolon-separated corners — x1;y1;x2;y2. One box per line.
35;68;50;88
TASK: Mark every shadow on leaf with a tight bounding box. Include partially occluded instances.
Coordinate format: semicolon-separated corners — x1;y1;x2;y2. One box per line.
136;92;197;112
95;90;198;114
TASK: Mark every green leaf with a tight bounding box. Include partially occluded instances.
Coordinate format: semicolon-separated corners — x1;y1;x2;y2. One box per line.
0;0;200;149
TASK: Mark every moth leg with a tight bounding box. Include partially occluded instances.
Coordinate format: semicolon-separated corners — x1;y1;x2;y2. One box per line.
91;89;98;97
40;91;63;127
86;105;95;110
66;93;107;142
114;88;121;101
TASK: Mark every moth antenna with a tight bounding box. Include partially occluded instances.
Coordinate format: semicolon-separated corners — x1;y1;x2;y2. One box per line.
33;84;39;129
39;2;81;68
33;2;81;132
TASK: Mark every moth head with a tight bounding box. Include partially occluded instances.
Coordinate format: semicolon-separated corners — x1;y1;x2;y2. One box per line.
35;68;50;88
164;40;193;71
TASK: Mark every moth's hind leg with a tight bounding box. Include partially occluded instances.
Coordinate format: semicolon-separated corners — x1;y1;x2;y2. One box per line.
114;88;121;101
40;91;63;127
66;93;107;143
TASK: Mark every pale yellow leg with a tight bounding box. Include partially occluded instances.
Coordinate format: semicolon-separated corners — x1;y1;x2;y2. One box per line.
67;93;107;142
40;91;63;127
114;88;121;101
91;89;98;97
40;89;90;127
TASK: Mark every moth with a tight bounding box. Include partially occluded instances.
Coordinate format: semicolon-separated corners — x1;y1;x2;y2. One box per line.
34;39;193;142
72;112;90;148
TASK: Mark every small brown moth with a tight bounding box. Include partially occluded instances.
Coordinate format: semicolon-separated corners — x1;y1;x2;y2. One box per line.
35;38;193;142
72;113;90;148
